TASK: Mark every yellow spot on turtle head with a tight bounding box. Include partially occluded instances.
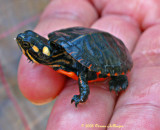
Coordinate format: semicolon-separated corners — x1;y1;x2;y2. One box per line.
32;45;39;52
43;46;50;56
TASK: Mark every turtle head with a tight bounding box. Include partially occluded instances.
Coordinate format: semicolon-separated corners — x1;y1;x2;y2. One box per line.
16;30;55;64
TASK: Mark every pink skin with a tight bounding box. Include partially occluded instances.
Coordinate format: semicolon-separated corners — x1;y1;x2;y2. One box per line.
18;0;160;129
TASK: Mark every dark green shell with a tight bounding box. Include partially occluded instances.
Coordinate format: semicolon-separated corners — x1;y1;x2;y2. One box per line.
48;27;133;75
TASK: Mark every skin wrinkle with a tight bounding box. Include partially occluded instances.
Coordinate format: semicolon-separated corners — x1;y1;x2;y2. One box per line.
142;49;160;55
113;103;160;116
111;104;160;129
132;50;160;68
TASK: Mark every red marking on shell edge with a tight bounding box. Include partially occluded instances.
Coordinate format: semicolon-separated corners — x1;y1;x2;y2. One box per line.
96;72;100;77
78;59;83;62
88;77;108;83
54;39;58;42
56;70;108;83
56;70;78;80
121;72;125;75
69;52;75;55
97;71;101;74
107;73;111;76
114;73;118;76
88;64;92;70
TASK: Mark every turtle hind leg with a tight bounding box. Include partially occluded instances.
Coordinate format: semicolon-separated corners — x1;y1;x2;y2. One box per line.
109;75;128;94
71;70;90;107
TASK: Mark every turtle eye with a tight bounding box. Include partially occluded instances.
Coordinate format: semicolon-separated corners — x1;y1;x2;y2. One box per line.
23;42;30;48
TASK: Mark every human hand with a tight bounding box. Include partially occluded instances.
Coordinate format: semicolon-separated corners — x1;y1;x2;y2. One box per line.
18;0;160;129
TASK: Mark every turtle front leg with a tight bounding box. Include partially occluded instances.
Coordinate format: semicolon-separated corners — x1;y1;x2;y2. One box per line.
109;75;128;94
71;71;90;107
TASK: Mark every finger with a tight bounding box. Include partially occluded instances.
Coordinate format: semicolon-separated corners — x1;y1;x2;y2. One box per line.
109;25;160;129
47;5;140;130
18;0;98;104
101;0;160;30
18;55;66;105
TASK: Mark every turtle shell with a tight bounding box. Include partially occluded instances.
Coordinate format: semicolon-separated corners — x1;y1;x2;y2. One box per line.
48;27;133;75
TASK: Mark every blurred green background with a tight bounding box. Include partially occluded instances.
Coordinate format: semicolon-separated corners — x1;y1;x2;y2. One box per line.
0;0;56;130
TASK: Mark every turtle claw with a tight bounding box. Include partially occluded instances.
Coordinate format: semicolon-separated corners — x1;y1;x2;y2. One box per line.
109;85;114;91
71;95;81;107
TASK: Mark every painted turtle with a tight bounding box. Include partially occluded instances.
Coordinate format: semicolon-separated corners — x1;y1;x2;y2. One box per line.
16;27;133;107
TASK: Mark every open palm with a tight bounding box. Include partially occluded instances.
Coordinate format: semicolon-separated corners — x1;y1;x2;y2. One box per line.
18;0;160;129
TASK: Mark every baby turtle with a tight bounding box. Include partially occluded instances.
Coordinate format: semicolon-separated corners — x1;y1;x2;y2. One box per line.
16;27;133;107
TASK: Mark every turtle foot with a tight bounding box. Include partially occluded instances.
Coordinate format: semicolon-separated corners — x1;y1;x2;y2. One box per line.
109;75;128;94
